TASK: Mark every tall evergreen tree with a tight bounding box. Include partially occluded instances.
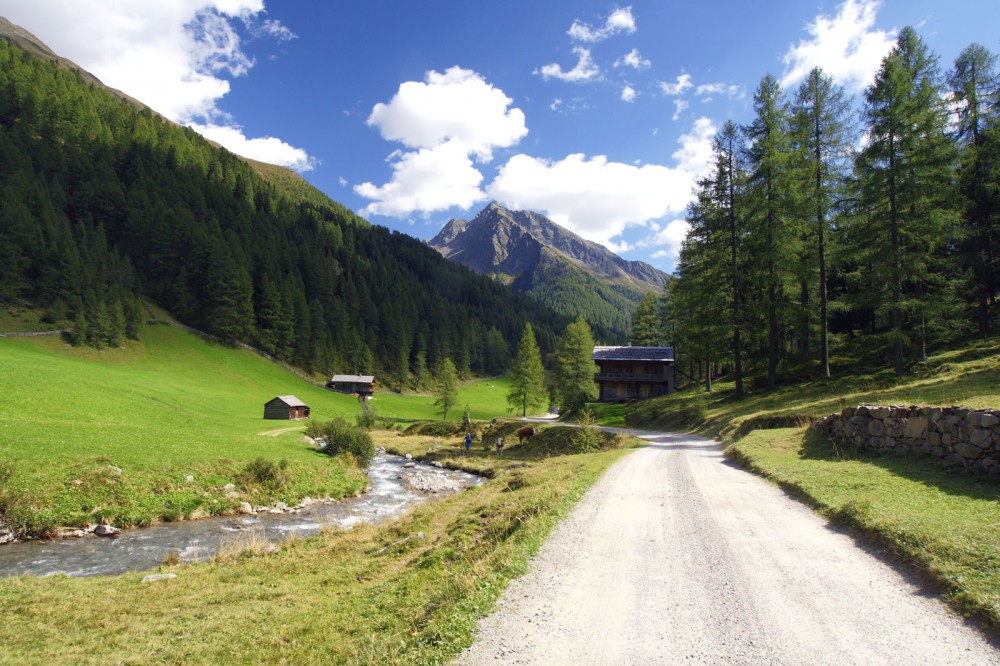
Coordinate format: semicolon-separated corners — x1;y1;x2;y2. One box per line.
857;27;958;373
791;67;853;378
433;357;459;421
629;292;661;346
507;323;547;417
553;316;598;414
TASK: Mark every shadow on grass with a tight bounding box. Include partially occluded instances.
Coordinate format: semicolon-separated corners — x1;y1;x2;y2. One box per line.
799;429;1000;503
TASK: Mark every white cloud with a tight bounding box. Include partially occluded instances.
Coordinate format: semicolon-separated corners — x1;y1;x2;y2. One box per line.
355;141;485;218
568;6;637;43
643;220;690;263
366;67;527;162
550;98;564;112
537;47;601;83
0;0;315;170
190;123;315;171
486;117;716;251
780;0;896;91
615;48;651;70
621;85;637;103
357;68;529;217
659;74;693;96
695;82;744;98
338;177;348;187
672;99;689;121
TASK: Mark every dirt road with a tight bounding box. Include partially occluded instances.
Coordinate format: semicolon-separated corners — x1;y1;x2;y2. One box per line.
455;431;1000;665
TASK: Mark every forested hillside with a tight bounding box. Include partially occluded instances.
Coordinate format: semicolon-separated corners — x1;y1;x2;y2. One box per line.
0;38;568;389
661;28;999;389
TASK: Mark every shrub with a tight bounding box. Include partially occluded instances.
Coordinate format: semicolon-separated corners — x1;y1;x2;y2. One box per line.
315;418;375;467
239;457;290;490
572;409;602;453
356;401;378;430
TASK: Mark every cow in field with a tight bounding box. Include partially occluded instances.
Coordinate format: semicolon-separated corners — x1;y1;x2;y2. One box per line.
516;426;535;444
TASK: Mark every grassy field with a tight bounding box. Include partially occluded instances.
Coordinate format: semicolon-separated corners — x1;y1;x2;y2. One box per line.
619;337;1000;631
371;375;521;422
0;427;637;664
0;324;519;536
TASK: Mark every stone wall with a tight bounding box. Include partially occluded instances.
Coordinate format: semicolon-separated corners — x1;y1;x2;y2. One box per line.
812;405;1000;478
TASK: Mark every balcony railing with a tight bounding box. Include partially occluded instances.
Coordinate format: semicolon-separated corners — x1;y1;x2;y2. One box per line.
594;372;668;383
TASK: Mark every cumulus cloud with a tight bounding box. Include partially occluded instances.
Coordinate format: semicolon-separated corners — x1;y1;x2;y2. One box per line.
536;47;601;83
695;82;744;98
659;74;693;96
367;67;527;162
355;141;485;218
644;219;691;263
781;0;896;91
621;85;637;103
485;117;716;251
615;48;651;70
357;68;529;217
0;0;315;170
190;123;315;171
568;6;637;43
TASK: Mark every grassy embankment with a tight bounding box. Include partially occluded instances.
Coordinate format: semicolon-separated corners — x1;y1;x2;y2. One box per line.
0;331;636;663
0;321;515;536
622;338;1000;629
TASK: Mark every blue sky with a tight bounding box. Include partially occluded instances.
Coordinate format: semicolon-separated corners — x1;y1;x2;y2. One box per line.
1;0;998;272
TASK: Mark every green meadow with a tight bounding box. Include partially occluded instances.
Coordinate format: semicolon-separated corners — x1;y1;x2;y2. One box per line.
0;323;522;536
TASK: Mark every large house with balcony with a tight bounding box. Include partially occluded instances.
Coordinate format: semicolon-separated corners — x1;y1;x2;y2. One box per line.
592;346;675;402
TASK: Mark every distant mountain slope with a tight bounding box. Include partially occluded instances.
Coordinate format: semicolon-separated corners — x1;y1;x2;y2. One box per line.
428;202;668;340
0;26;569;389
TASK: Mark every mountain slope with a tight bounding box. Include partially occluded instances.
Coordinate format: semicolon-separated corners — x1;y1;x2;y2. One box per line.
428;202;668;339
0;27;569;389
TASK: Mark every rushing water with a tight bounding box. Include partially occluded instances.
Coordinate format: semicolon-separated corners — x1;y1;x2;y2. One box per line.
0;454;484;578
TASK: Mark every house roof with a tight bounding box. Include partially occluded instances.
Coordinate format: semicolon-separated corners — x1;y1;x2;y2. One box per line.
328;375;375;384
592;346;675;362
271;395;308;407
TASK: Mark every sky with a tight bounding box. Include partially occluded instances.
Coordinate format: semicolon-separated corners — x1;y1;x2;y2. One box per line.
1;0;998;273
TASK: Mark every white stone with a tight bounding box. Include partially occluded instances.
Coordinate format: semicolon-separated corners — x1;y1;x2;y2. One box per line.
141;574;176;583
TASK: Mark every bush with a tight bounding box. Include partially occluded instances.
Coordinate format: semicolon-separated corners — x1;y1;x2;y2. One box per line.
572;409;602;452
315;418;375;467
356;401;378;430
239;457;290;490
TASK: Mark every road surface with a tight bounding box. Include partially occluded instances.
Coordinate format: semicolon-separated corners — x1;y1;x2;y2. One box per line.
455;431;1000;665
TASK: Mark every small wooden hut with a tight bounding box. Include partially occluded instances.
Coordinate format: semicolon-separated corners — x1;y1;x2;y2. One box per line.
263;395;310;420
325;375;376;399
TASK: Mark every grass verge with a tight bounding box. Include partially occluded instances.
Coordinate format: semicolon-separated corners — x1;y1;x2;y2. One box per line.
728;427;1000;631
0;430;637;664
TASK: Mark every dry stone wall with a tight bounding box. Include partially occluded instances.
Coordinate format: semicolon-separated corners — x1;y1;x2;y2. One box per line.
813;405;1000;478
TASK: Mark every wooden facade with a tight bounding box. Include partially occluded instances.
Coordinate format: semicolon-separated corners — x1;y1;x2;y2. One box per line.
325;374;376;398
264;395;310;420
592;346;675;403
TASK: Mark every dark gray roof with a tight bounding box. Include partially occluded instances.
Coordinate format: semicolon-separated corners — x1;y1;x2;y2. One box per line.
270;395;307;407
592;346;674;362
328;375;375;383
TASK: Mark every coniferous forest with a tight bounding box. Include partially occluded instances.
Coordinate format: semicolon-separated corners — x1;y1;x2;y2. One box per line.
0;39;569;389
659;28;1000;389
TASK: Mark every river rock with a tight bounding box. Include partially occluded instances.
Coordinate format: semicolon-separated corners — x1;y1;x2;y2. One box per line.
94;524;119;537
300;496;314;507
405;453;413;460
274;501;289;511
403;462;416;468
141;574;176;583
238;502;254;515
399;470;463;494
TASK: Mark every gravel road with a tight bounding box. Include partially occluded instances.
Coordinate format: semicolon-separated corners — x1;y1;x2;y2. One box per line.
455;431;1000;665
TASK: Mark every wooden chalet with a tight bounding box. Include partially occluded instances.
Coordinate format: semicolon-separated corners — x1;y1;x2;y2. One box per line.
263;395;310;420
592;346;675;402
325;374;376;399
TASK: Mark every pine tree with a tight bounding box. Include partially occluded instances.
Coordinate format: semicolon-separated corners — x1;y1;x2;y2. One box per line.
507;323;547;417
630;292;661;346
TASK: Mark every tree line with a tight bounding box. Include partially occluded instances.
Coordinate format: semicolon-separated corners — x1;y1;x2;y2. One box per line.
0;39;572;389
635;28;998;391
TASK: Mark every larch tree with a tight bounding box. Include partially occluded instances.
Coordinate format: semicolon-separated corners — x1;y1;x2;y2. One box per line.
553;316;598;414
857;27;958;374
630;292;661;346
791;67;853;378
507;323;547;417
433;357;459;421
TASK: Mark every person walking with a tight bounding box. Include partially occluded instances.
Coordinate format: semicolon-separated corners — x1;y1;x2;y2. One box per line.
464;432;472;454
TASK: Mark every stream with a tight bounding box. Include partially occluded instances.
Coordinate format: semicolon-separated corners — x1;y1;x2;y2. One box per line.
0;453;484;578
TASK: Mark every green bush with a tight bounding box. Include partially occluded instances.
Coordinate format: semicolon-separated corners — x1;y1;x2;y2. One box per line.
356;401;378;430
238;457;290;490
315;418;375;467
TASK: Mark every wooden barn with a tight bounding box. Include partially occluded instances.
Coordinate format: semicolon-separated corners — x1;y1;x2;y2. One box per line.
263;395;311;420
592;346;675;402
325;375;376;399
